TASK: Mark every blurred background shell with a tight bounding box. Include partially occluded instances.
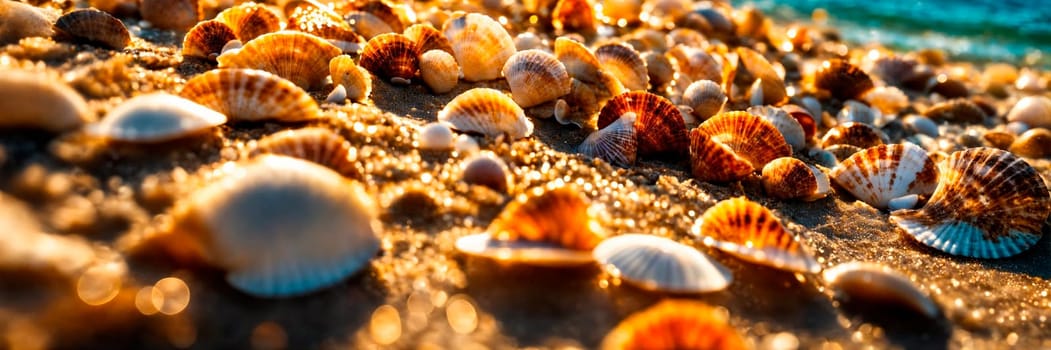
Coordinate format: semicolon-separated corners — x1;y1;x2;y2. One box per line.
0;70;89;132
593;234;732;294
460;152;511;194
823;262;941;319
814;59;874;101
251;128;361;179
138;0;199;32
214;2;282;42
0;1;56;45
179;68;320;123
600;300;748;350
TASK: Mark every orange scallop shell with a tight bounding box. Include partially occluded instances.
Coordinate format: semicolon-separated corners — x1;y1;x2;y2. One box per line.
53;9;130;50
555;37;603;83
597;91;687;157
403;23;454;56
179;68;320;122
761;157;829;200
600;300;748;350
689;111;792;182
820;122;887;149
217;31;341;91
359;33;420;81
182;20;237;60
214;2;282;42
488;183;605;251
815;59;874;101
695;196;820;273
251;128;361;179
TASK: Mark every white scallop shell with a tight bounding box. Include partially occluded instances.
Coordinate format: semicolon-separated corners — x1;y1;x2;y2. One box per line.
455;233;595;267
419;49;460;94
824;262;940;318
830;143;939;210
437;88;534;139
86;93;227;143
577;111;637;167
502;49;572;107
1006;96;1051;129
593;234;732;293
442;13;516;82
748;105;806;152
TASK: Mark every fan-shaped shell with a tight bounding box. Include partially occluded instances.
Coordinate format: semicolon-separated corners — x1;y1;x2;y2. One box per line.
642;51;674;87
182;20;237;61
593;234;732;293
214;2;281;42
419;49;459;94
552;0;597;34
601;300;748;350
694;197;820;273
180;68;320;122
502;49;571;108
820;122;887;149
403;23;454;56
251;128;360;178
682;80;727;121
329;55;372;102
597;91;687;156
0;70;89;132
437;88;533;139
442;13;516;82
824;262;940;318
53;9;130;50
689;111;792;182
762;157;830;201
748;105;806;152
359;33;419;82
1009;128;1051;159
737;47;788;106
1006;96;1051;129
139;0;198;31
217;31;341;91
830;143;939;210
815;59;874;101
595;43;649;91
555;37;603;83
923;99;986;124
460;152;511;194
666;45;722;83
86;93;226;143
890;148;1051;259
578;111;637;167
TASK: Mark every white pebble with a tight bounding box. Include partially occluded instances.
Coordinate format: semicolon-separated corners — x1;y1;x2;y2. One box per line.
454;134;479;155
418;122;455;151
904;115;939;137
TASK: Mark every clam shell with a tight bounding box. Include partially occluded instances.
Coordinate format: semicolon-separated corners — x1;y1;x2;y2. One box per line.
681;80;727;121
251;128;360;178
169;155;380;297
593;234;732;294
892;148;1051;258
820;122;887;149
595;43;649;91
139;0;198;31
0;70;89;132
86;93;226;143
748;105;806;152
217;31;341;91
923;99;986;124
737;47;788;106
419;49;459;94
815;59;874;101
53;9;130;50
442;13;516;82
762;157;830;201
182;20;237;61
555;37;603;83
695;197;820;273
666;45;722;83
578;111;637;167
824;262;940;318
502;49;572;107
461;152;511;194
180;68;320;122
1006;96;1051;129
214;2;282;42
600;300;748;350
404;23;454;56
830;143;939;210
329;55;372;102
438;88;533;139
359;33;419;81
0;1;55;45
597;91;687;156
836;100;879;125
1009;128;1051;158
689;111;792;182
552;0;597;34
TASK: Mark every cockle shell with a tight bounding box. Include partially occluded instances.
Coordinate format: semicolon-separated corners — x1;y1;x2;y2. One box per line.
748;105;806;152
593;234;732;293
600;300;748;350
824;262;940;318
694;197;821;273
1006;96;1051;129
689;111;792;182
830;143;939;210
820;122;887;149
666;45;722;83
737;47;788;106
359;33;419;82
251;128;360;178
438;88;533;139
442;13;516;82
53;9;130;50
0;70;89;132
762;157;830;201
329;55;372;102
403;23;454;56
923;99;986;124
217;31;341;91
597;91;687;157
815;59;874;101
552;0;597;34
502;49;572;108
419;49;459;94
214;2;282;42
460;152;511;194
139;0;198;31
182;20;237;61
595;43;649;91
1009;128;1051;159
891;148;1051;259
0;1;56;44
180;68;320;122
578;111;637;167
85;93;226;143
681;80;727;121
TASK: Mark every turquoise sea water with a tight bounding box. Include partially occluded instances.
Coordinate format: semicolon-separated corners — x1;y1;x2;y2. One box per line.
743;0;1051;68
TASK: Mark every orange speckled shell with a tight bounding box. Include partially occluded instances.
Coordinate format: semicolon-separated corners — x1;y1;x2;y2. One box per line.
251;128;361;179
762;157;818;200
597;91;687;156
600;300;748;350
923;99;986;124
359;33;420;81
488;183;604;251
182;20;237;60
214;2;282;42
179;68;320;122
217;31;341;91
53;9;130;50
820;122;886;149
697;196;819;272
403;23;454;56
815;59;874;101
693;111;792;171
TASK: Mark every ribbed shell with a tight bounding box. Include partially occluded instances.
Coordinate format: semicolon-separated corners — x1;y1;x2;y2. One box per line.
578;111;637;167
593;234;732;294
182;20;237;60
830;143;939;210
442;13;515;82
502;49;571;108
824;262;940;318
890;148;1051;259
86;93;226;143
923;99;986;124
748;105;806;152
597;91;687;156
689;111;792;182
437;88;533;139
404;23;454;56
595;43;649;91
552;0;597;34
820;122;887;149
762;157;829;201
180;68;320;122
217;31;341;91
359;33;419;81
1006;96;1051;129
214;2;282;42
682;80;727;121
666;45;722;83
600;300;748;350
555;37;603;83
251;128;360;178
169;155;380;297
0;70;89;132
737;47;788;106
285;3;362;44
419;49;459;94
329;55;372;102
694;197;820;273
815;59;874;101
53;9;130;50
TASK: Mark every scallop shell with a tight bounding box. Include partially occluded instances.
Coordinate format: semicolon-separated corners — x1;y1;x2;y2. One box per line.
359;33;419;82
748;105;806;152
403;23;454;56
418;49;459;94
86;93;226;143
815;59;875;101
344;11;394;40
820;122;887;149
182;20;237;61
555;37;603;83
642;51;674;87
593;234;732;294
836;100;879;125
682;80;727;121
460;152;511;194
502;49;572;108
694;197;820;273
1006;96;1051;129
180;68;320;122
53;9;130;50
251;128;360;178
666;28;706;48
601;300;748;350
139;0;199;31
830;143;939;210
442;13;516;82
286;3;362;45
217;31;341;91
343;0;406;34
578;111;637;167
666;45;722;83
762;157;830;201
214;2;282;42
0;1;56;45
1009;128;1051;158
780;104;818;140
167;155;380;297
870;55;919;88
438;88;533;139
329;55;372;102
595;43;649;91
597;91;687;157
552;0;597;34
923;99;986;124
737;47;788;106
689;111;792;182
0;70;89;132
824;262;940;318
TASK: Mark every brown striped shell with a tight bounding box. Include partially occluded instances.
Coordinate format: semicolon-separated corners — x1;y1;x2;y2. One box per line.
890;148;1051;259
597;91;687;157
139;0;199;31
182;20;237;61
820;122;887;149
600;300;748;350
595;43;649;91
694;196;820;273
502;49;572;108
923;99;986;124
359;33;419;82
0;70;89;132
762;157;830;201
329;55;372;102
552;0;597;35
419;49;459;94
217;31;341;91
53;9;130;50
442;13;516;82
736;47;788;106
285;3;362;45
689;111;792;182
815;59;874;101
214;2;281;42
1009;128;1051;158
437;88;533;139
251;128;360;179
578;111;637;167
830;143;939;210
180;68;320;122
403;23;453;56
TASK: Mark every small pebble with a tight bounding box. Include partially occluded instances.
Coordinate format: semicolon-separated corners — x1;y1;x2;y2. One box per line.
418;122;455;151
325;84;347;104
454;134;479;155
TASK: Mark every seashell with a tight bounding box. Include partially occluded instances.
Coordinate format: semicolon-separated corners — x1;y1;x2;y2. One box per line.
329;55;372;102
689;111;792;182
1006;96;1051;129
820;122;887;149
601;0;642;25
732;6;767;38
641;51;674;87
640;0;690;29
166;155;380;297
682;80;727;121
138;0;199;31
438;88;533;139
737;47;788;106
325;84;347;104
597;91;687;157
455;182;604;266
286;3;362;45
666;45;721;83
1015;69;1046;93
181;20;237;61
781;104;818;140
0;70;89;132
762;157;830;201
554;37;603;83
1;1;57;44
903;115;939;137
836;100;879;125
502;49;572;108
552;0;597;35
513;32;545;51
251;128;360;178
418;122;455;151
344;11;394;40
627;29;666;52
830;143;939;210
344;0;406;34
748;105;806;152
180;68;320;123
359;33;419;82
870;55;919;87
600;300;748;350
927;76;969;99
824;144;864;162
418;49;459;94
86;93;226;143
403;23;454;56
815;59;874;101
442;13;516;82
460;152;511;193
1009;128;1051;159
53;9;130;50
824;262;940;318
578;111;637;167
595;43;649;91
890;148;1051;258
593;234;732;293
214;2;282;42
217;31;341;91
981;130;1014;150
666;28;706;48
454;134;479;154
693;197;821;273
922;99;986;124
808;147;839;168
